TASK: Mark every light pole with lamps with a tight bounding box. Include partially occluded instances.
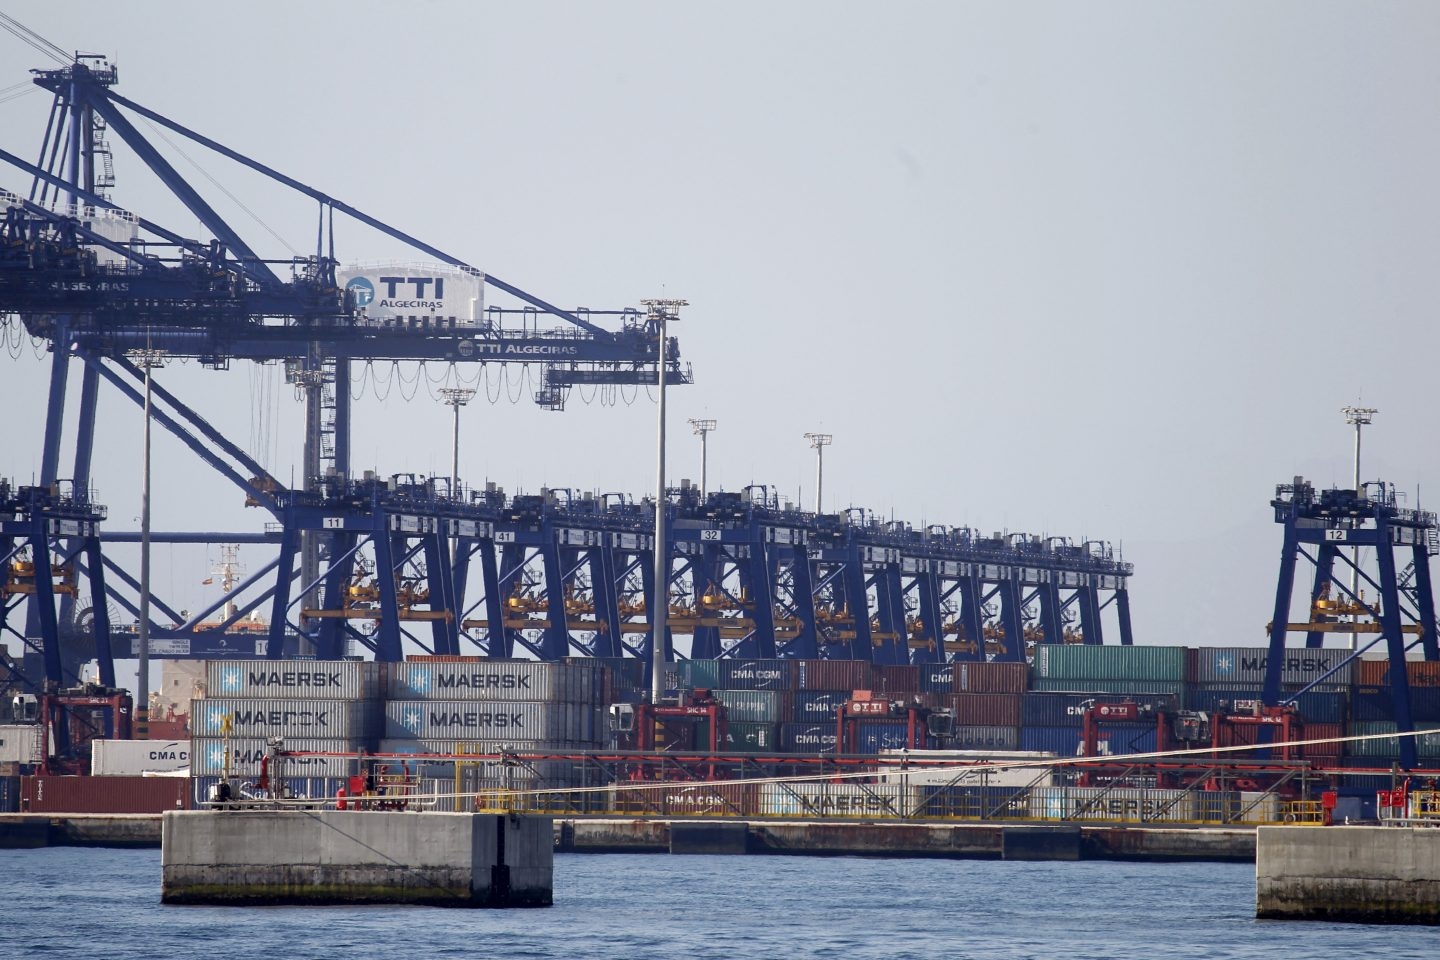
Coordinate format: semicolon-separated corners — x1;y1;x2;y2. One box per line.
688;418;717;498
1343;405;1377;651
804;432;832;513
438;386;476;499
128;343;166;739
644;298;686;704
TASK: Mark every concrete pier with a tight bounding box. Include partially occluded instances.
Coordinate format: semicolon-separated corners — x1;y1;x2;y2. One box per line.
1257;826;1440;924
162;810;552;907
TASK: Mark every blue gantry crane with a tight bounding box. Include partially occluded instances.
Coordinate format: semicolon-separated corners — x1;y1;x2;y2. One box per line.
0;50;1136;694
0;52;689;691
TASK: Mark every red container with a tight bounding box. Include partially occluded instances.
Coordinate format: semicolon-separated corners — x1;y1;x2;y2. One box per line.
872;665;920;694
794;660;874;691
954;662;1028;693
1357;660;1440;688
20;775;190;814
1304;723;1344;758
949;693;1023;727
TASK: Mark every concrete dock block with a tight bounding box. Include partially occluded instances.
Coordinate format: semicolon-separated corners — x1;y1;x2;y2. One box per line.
670;821;750;855
162;810;552;907
1257;825;1440;924
1002;826;1081;861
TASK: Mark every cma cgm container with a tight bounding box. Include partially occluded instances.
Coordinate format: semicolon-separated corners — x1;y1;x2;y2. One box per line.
1021;692;1179;727
205;659;381;700
779;723;838;753
189;737;361;778
608;782;758;817
385;659;603;703
384;700;596;742
791;691;852;723
718;659;794;691
90;739;189;776
1033;645;1185;683
191;698;378;739
1187;647;1355;686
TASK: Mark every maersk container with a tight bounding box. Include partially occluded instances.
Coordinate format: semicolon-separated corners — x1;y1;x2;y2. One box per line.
190;698;377;739
676;659;721;690
791;691;852;723
90;738;189;776
779;722;838;753
912;784;1031;819
1034;644;1185;683
954;662;1028;694
205;659;381;700
385;659;603;703
1187;647;1355;686
719;659;794;691
189;737;360;777
383;700;597;743
1019;724;1157;758
756;781;911;819
1020;692;1179;727
948;693;1022;727
794;659;873;691
715;690;782;723
950;725;1021;751
1184;686;1347;724
1027;786;1235;823
1029;678;1187;704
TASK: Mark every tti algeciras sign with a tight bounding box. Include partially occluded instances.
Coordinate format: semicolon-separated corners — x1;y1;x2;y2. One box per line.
338;264;484;320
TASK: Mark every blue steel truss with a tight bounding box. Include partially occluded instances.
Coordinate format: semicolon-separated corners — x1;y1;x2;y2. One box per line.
1265;477;1440;769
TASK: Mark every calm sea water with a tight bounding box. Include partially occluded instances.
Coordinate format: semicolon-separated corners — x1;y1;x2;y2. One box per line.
6;848;1435;959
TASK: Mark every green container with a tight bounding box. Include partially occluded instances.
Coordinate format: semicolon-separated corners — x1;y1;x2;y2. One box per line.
1033;645;1186;683
716;689;783;723
1029;677;1187;705
1347;721;1440;758
724;721;779;753
677;659;721;690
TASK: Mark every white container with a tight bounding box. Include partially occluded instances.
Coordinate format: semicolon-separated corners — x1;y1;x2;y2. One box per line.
1027;786;1235;823
190;698;378;739
90;738;190;776
188;737;361;778
384;700;598;743
0;724;42;764
756;782;913;819
205;660;382;700
385;660;603;703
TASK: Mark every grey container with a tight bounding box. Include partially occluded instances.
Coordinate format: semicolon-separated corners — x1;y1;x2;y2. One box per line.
205;659;382;700
384;700;598;743
190;698;379;739
190;737;363;778
950;725;1021;751
1188;647;1355;686
384;659;604;703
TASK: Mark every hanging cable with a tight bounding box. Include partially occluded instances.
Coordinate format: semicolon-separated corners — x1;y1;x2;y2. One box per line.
0;13;71;65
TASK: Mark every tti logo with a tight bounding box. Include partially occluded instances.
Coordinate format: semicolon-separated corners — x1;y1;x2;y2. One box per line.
378;276;446;298
345;276;374;306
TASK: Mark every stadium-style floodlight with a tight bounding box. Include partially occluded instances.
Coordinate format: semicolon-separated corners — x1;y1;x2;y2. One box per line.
804;432;833;513
643;298;687;703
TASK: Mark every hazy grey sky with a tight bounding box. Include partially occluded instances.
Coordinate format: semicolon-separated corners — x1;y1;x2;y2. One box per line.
3;1;1439;656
